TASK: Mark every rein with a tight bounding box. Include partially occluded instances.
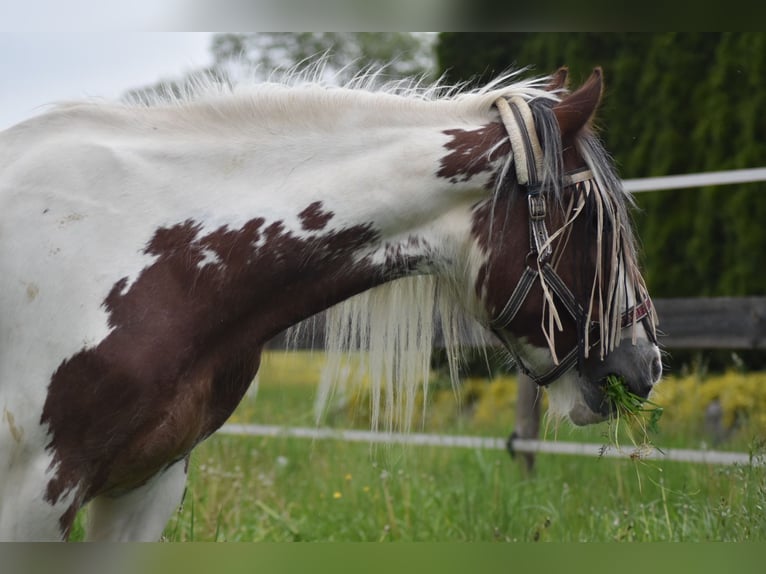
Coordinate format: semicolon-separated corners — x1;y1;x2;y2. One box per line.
490;97;654;387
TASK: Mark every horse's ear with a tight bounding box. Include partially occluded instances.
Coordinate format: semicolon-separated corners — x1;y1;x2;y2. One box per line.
553;67;603;137
545;66;569;92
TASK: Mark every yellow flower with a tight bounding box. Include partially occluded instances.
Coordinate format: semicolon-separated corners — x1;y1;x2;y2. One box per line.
333;491;342;499
345;473;352;481
363;486;370;493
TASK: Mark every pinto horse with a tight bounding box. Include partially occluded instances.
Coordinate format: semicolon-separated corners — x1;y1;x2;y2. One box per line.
0;66;660;540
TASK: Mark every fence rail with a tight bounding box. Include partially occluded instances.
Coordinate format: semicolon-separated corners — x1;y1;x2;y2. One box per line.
623;167;766;193
218;424;764;467
654;297;766;349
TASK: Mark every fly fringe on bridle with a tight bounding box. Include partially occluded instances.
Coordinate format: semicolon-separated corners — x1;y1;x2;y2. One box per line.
494;94;657;365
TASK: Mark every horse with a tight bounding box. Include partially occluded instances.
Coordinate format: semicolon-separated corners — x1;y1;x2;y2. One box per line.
0;64;660;541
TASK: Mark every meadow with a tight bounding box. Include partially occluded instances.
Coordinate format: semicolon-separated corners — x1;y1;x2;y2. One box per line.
71;351;766;542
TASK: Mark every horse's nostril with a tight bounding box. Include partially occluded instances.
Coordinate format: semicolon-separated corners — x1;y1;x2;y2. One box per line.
651;356;662;383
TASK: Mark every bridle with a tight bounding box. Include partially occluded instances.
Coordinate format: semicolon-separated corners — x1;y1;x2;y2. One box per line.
489;96;655;387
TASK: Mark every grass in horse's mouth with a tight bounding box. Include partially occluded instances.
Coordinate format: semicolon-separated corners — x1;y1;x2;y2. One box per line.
603;374;664;456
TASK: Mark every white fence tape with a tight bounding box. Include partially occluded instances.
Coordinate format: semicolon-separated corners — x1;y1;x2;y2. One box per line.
623;167;766;193
219;424;764;467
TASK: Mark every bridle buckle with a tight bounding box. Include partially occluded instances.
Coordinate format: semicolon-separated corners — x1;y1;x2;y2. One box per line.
527;190;546;221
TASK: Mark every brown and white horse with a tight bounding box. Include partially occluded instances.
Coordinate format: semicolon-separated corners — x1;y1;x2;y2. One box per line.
0;66;659;540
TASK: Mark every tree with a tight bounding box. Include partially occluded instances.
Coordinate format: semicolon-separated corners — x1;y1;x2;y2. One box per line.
211;33;436;84
125;33;436;103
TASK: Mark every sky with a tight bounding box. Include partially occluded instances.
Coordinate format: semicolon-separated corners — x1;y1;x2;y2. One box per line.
0;33;215;129
0;0;449;130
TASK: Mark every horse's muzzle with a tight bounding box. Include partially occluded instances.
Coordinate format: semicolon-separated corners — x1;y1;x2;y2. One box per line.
582;337;663;415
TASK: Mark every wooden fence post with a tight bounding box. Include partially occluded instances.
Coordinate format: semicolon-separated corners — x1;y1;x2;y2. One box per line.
509;373;541;473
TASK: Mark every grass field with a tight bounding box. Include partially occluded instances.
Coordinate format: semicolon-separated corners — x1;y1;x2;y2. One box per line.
161;434;765;542
72;351;766;542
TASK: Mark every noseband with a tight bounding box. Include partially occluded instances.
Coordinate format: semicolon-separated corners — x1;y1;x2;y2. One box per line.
489;96;654;387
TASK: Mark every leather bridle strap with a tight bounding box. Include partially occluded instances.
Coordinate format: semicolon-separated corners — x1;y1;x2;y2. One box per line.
491;95;654;387
539;263;585;322
489;261;585;333
497;96;552;259
622;298;653;331
490;266;538;330
492;291;654;387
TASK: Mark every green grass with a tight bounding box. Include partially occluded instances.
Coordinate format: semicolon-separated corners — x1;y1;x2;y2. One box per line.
163;433;766;542
157;353;766;542
69;352;766;542
603;374;665;454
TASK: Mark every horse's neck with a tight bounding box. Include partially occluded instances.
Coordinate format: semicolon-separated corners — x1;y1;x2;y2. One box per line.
18;98;501;342
143;109;490;234
166;109;495;339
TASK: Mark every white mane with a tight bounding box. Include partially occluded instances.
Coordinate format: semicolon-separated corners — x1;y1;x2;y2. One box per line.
122;63;556;117
26;64;558;141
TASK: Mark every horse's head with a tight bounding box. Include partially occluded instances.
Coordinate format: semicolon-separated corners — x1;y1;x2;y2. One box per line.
474;67;661;425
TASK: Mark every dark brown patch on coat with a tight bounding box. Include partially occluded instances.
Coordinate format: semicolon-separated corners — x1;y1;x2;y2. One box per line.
40;206;385;536
299;201;334;231
437;123;509;184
